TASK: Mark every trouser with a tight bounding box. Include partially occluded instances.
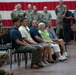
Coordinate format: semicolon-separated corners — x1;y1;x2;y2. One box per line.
56;21;63;37
63;23;71;43
17;45;41;64
48;43;60;53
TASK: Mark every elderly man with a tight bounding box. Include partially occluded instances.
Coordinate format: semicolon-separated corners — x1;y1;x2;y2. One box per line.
55;0;66;37
0;51;13;75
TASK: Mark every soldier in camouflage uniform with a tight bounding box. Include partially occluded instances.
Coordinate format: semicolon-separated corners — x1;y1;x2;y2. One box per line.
55;0;66;37
0;14;2;27
0;51;13;75
11;4;24;20
41;6;52;24
25;4;33;27
30;6;42;24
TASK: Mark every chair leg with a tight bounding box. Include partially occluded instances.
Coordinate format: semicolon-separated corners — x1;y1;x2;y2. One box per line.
10;51;13;69
17;53;20;67
24;53;27;69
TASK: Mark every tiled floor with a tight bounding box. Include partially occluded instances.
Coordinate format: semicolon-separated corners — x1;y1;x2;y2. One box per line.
2;41;76;75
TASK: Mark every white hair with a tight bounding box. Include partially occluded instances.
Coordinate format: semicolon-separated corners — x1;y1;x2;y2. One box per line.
38;22;45;29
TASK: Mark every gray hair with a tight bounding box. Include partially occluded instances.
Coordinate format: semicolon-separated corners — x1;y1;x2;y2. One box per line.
38;22;45;29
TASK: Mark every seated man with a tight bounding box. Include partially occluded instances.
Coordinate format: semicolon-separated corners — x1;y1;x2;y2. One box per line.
30;20;67;61
19;18;55;66
46;20;68;57
0;51;13;75
10;17;46;69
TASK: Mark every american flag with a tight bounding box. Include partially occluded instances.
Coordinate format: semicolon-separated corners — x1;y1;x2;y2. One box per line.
0;0;76;26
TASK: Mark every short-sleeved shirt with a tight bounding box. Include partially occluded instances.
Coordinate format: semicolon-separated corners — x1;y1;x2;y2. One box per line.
19;26;35;42
38;30;53;42
30;27;42;43
10;27;23;49
62;10;72;24
46;28;57;40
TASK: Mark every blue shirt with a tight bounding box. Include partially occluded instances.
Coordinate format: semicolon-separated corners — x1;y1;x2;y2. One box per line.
46;28;57;40
10;27;23;49
30;27;42;43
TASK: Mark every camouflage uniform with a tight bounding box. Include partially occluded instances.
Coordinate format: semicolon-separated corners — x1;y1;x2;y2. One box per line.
30;11;42;23
11;9;24;19
73;10;76;24
41;11;52;23
0;14;2;27
55;4;66;36
25;9;33;27
0;51;8;67
0;51;13;75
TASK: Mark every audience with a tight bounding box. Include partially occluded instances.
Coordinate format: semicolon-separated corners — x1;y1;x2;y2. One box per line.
1;3;72;70
19;18;55;66
30;20;67;61
10;17;46;69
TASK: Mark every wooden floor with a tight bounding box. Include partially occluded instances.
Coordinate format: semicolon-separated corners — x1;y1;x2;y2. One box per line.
2;41;76;75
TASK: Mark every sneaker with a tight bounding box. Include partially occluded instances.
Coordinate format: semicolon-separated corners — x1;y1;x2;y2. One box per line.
39;62;47;67
30;64;39;69
57;56;67;61
62;52;68;57
37;62;44;68
43;61;50;65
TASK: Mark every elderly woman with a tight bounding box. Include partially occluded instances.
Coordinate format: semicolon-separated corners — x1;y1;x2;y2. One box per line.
38;22;67;61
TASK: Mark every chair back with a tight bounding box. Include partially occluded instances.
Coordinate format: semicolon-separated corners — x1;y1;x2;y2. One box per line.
2;34;11;45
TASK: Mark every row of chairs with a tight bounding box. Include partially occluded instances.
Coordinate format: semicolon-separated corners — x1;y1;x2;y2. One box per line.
0;33;67;69
0;33;32;69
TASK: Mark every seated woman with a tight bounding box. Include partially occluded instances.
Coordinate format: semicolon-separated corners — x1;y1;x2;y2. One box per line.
38;22;67;61
46;20;68;57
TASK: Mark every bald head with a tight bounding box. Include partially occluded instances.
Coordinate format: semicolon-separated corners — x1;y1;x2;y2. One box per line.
28;4;32;10
33;6;37;10
59;0;63;5
17;4;22;10
43;6;47;12
32;20;38;28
